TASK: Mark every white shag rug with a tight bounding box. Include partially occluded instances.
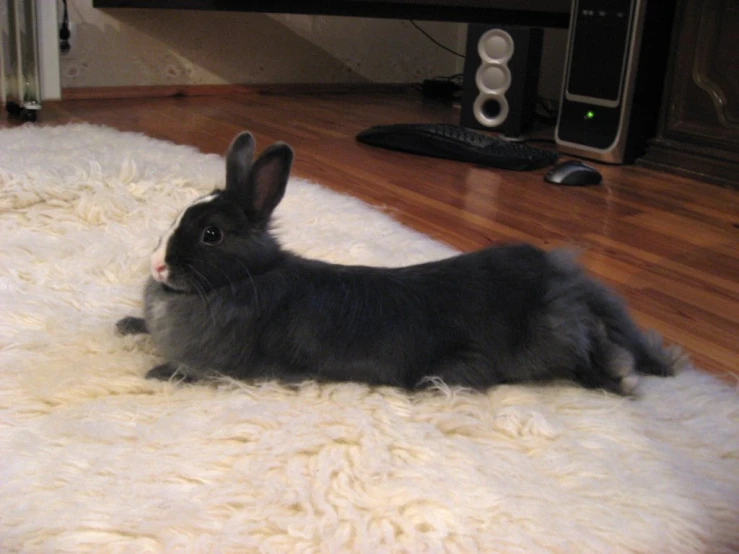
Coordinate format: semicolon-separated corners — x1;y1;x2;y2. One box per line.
0;124;737;554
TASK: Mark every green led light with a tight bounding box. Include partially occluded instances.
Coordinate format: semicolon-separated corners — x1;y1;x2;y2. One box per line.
586;110;595;119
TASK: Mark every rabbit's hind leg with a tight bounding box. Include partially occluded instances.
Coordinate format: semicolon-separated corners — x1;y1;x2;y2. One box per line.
145;362;199;383
575;323;640;396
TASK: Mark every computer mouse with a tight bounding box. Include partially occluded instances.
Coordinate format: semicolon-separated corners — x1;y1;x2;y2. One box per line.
544;160;602;186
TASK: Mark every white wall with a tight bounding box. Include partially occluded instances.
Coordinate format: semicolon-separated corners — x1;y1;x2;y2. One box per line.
61;2;462;88
60;1;567;100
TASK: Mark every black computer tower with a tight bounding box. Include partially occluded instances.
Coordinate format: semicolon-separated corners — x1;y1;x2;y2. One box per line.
555;0;675;163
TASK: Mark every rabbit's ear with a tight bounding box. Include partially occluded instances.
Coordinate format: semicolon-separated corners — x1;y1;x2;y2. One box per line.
225;131;256;193
245;142;293;222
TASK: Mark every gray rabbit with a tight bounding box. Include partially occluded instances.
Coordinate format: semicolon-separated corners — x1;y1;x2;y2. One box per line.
117;131;673;394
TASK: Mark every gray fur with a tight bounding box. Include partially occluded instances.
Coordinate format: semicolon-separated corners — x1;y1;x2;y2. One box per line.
117;131;675;395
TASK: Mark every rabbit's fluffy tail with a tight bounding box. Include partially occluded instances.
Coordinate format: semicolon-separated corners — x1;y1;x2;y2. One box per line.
585;284;679;379
546;248;684;391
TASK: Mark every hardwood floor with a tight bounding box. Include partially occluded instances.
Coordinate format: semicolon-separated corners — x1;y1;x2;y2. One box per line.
3;91;737;379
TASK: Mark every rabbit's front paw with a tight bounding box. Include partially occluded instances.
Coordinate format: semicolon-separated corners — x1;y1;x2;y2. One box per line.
116;316;148;336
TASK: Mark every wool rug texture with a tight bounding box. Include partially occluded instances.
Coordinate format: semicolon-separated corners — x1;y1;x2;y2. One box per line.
0;124;737;554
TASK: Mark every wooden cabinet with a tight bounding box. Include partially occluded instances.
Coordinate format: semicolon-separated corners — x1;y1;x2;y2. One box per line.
639;0;739;189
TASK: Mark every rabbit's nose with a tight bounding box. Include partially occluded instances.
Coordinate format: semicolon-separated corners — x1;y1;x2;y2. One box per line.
151;250;169;282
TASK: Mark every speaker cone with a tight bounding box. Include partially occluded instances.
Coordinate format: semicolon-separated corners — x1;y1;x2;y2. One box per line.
477;29;514;64
475;63;511;94
473;93;509;128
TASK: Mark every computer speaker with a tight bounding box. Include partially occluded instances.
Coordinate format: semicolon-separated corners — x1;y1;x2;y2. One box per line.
460;24;543;139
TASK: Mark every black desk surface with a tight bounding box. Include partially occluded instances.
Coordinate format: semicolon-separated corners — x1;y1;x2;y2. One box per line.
93;0;571;28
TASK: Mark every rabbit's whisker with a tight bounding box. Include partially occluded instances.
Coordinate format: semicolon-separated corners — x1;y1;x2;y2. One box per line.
186;263;220;329
233;259;260;314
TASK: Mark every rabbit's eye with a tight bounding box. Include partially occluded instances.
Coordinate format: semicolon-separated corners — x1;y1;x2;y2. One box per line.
201;226;223;245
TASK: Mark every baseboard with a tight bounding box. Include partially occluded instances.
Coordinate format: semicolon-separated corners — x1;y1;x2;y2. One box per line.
638;138;739;190
61;83;413;101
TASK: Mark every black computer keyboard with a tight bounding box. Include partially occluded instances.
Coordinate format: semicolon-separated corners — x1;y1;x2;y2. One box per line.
356;123;558;171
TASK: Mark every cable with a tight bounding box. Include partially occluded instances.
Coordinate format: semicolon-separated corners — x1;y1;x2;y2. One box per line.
534;97;560;124
408;21;465;58
59;0;71;54
430;73;463;82
536;97;559;118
